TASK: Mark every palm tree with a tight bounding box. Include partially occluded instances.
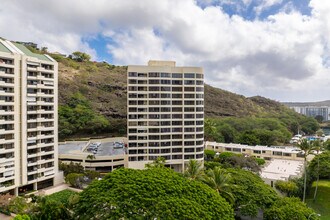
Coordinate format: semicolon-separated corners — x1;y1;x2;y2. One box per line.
297;139;315;203
202;167;235;204
312;140;323;201
86;154;96;170
184;160;204;180
204;119;217;141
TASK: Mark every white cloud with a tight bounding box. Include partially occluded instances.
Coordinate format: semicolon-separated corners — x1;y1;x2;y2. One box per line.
0;0;329;101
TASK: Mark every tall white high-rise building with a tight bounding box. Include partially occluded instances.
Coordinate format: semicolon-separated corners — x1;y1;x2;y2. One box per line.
127;60;204;172
0;39;61;195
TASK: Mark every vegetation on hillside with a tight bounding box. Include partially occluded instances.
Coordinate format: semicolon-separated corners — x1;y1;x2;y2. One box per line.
51;53;319;140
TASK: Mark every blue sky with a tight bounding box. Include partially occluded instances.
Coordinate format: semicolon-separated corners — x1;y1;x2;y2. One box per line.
1;0;330;102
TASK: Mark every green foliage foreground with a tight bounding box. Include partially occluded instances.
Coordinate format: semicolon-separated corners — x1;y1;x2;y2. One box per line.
74;168;234;220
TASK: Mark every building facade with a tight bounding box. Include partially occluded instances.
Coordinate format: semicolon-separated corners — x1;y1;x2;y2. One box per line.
205;141;307;161
127;61;204;172
0;39;61;195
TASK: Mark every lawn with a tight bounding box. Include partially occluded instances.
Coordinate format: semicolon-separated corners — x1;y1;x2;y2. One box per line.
45;189;78;206
306;180;330;220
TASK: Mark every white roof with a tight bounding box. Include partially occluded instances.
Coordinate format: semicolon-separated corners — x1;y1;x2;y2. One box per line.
260;159;304;181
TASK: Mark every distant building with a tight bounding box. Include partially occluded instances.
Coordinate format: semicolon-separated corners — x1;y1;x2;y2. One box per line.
0;39;62;195
127;61;204;172
289;106;330;121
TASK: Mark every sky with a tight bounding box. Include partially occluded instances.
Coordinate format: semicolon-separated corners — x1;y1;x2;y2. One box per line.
0;0;329;102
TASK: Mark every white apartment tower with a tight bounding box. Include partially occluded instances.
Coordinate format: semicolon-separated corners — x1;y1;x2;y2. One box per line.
127;61;204;172
0;39;61;195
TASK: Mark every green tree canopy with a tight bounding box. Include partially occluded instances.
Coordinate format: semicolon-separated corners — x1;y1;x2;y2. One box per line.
309;151;330;180
71;51;91;62
264;197;319;220
226;168;278;217
74;168;234;220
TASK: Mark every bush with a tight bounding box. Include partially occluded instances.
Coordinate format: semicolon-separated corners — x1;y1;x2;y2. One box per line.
275;180;298;196
46;190;78;206
13;214;31;220
255;158;266;166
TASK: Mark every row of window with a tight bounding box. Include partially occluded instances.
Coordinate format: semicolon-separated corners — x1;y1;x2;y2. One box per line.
128;86;203;92
129;93;204;99
129;141;204;147
128;120;204;127
128;72;203;79
129;153;204;161
129;134;204;142
129;79;203;85
129;147;204;154
129;101;204;106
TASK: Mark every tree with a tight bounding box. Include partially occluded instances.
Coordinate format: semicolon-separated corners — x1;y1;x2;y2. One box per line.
309;151;330;202
204;149;216;161
86;154;95;170
74;168;234;220
65;173;84;189
314;115;323;123
204;118;219;141
264;197;319;220
29;197;72;220
311;140;322;201
71;51;91;62
184;160;204;181
226;168;278;217
202;167;235;204
59;162;84;177
145;156;166;168
297;139;315;203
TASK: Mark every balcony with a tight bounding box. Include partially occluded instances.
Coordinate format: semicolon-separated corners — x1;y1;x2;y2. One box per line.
0;90;14;96
37;67;54;73
0;139;14;145
0;71;14;78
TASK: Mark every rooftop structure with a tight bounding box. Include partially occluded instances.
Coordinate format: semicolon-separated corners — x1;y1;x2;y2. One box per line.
0;39;62;195
127;61;204;172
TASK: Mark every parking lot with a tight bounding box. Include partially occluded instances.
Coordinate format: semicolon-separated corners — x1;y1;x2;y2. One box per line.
85;140;126;156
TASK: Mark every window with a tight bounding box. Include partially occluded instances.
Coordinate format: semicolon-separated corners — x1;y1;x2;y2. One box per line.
172;73;182;78
161;73;170;78
172;87;182;92
253;150;261;154
172;93;182;98
149;72;160;77
184;87;195;92
184;73;195;78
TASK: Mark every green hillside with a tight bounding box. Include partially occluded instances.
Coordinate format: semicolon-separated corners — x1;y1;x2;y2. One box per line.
51;54;319;141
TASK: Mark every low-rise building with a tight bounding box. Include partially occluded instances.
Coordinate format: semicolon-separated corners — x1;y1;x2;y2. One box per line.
205;141;305;161
59;138;127;172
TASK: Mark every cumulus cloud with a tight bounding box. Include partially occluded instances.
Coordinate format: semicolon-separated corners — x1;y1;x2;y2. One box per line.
0;0;329;101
